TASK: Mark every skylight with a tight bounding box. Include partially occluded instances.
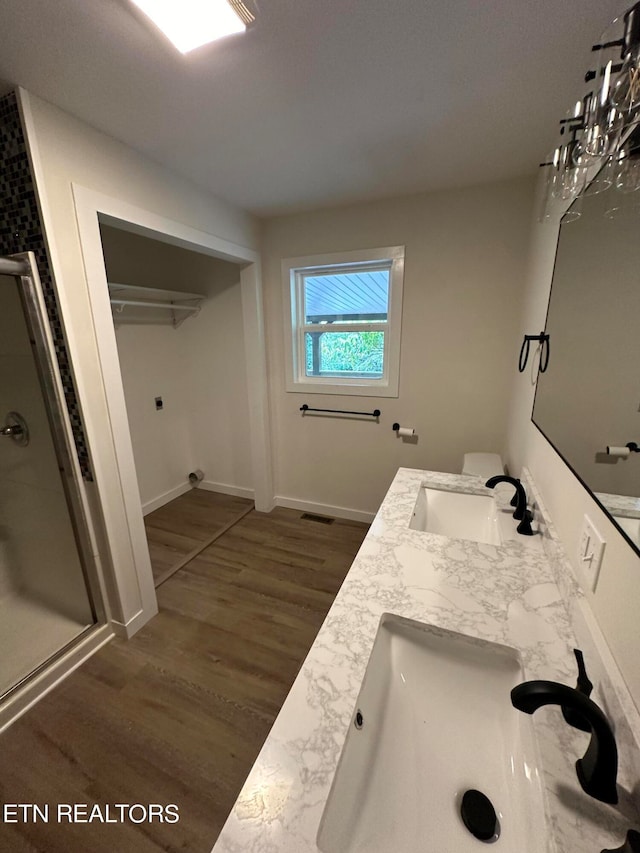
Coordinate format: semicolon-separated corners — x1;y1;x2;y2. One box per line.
131;0;249;54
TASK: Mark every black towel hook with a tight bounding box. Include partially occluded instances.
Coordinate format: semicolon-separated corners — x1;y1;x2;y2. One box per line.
519;332;550;373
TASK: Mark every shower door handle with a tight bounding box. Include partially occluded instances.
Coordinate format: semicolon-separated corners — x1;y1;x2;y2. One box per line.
1;412;29;445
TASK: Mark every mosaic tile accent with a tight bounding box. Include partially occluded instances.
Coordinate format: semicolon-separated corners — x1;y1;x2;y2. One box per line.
0;90;92;480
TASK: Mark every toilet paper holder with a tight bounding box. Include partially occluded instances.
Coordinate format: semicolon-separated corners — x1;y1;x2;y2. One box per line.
606;442;639;455
392;423;416;437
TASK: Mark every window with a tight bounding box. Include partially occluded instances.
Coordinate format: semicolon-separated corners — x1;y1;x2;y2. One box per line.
283;247;404;397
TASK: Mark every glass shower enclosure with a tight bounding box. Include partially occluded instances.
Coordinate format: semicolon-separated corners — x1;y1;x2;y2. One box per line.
0;252;101;700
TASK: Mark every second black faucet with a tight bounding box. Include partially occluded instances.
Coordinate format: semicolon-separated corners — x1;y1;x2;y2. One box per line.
485;475;535;536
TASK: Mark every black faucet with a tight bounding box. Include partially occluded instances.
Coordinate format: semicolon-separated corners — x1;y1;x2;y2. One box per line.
485;475;527;521
562;649;594;732
511;680;618;804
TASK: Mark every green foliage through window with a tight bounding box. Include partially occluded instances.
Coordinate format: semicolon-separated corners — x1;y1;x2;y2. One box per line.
305;331;384;377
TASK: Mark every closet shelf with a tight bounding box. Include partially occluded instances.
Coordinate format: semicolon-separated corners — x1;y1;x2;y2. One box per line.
108;283;205;328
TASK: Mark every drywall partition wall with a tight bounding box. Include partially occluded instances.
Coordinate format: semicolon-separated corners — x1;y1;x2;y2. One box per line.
262;177;535;518
20;89;261;636
187;273;254;498
506;177;640;707
111;321;197;511
100;225;252;510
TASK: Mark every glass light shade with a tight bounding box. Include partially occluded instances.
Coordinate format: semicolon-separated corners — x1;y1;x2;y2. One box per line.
550;144;570;199
561;195;583;224
609;59;640;114
578;54;625;163
604;196;640;218
556;142;588;201
601;5;640;115
131;0;246;53
582;152;617;196
560;166;588;200
537;152;560;222
615;150;640;192
580;107;622;161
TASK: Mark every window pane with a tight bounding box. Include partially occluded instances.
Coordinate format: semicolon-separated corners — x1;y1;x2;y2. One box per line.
305;331;384;377
304;269;389;324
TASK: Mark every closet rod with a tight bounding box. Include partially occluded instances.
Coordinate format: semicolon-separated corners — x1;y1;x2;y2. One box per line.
110;299;199;312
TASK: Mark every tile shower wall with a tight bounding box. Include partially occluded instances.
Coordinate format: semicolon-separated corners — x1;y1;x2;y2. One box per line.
0;90;91;479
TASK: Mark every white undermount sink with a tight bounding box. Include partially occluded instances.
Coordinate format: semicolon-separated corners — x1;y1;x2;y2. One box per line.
409;486;528;546
317;614;549;853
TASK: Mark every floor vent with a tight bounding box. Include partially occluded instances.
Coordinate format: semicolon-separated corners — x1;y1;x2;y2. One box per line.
301;513;334;525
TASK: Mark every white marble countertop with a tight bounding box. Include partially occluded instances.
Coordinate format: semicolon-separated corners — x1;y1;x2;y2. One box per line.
596;492;640;520
212;468;639;853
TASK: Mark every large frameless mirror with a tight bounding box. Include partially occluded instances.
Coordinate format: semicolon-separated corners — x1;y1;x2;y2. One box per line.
532;161;640;555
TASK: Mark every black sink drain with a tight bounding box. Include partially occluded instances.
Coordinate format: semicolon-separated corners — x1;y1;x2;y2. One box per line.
460;789;500;842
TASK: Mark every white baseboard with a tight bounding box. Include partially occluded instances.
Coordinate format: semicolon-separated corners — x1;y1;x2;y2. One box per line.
274;496;375;525
199;480;255;501
142;482;192;515
142;481;371;525
111;605;155;639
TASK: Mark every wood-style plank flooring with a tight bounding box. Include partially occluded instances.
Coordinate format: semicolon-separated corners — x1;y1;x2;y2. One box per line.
144;490;254;586
0;503;368;853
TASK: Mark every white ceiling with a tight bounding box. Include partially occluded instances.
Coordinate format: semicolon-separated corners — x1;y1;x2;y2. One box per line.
0;0;624;215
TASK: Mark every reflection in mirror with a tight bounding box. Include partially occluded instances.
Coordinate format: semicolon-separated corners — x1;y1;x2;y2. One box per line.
532;160;640;554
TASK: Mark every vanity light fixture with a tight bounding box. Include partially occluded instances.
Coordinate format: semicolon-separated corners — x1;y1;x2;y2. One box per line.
539;1;640;222
130;0;255;54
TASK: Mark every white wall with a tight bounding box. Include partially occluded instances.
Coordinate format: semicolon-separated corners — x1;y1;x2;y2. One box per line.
262;177;535;517
21;90;260;631
100;226;252;509
507;177;640;708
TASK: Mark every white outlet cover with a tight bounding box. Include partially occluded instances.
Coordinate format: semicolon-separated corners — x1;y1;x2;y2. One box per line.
578;515;606;591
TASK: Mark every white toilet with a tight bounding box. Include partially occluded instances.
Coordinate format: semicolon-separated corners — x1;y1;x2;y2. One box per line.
461;452;505;480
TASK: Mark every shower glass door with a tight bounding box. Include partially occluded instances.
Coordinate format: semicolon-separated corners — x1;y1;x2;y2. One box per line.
0;255;98;699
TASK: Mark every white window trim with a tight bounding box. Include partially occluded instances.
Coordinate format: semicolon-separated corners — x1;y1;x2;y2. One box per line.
282;246;404;397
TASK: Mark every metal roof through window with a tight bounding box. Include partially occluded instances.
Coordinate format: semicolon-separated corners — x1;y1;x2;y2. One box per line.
304;270;389;320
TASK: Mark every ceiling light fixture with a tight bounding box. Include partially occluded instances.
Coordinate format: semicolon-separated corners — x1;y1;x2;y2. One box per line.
130;0;255;54
539;1;640;222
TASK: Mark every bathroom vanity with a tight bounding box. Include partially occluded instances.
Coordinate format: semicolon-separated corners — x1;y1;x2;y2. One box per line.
211;468;640;852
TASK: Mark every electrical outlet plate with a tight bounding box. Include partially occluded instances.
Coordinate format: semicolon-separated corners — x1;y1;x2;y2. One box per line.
578;515;606;591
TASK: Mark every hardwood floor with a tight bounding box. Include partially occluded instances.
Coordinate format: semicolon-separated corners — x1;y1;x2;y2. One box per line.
0;505;368;853
144;490;254;586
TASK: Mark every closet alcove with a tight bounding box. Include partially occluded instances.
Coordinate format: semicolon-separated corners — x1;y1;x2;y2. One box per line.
99;225;255;586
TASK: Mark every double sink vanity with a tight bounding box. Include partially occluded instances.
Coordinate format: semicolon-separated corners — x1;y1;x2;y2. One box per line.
212;467;640;853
